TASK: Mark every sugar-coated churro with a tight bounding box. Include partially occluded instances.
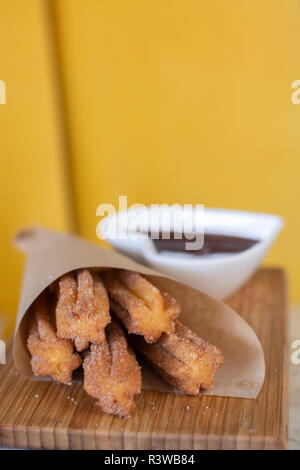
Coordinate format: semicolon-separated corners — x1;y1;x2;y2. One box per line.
27;267;224;416
104;269;180;343
131;319;224;395
56;269;110;351
83;317;141;417
27;292;82;384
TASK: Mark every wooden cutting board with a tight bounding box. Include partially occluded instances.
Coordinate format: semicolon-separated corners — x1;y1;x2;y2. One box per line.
0;268;288;450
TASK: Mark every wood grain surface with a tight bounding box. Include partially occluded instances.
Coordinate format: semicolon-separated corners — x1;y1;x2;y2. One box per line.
0;268;288;450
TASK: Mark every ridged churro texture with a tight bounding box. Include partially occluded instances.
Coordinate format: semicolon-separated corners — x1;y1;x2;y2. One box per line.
27;293;82;384
27;268;224;415
56;269;111;351
83;317;141;417
104;269;180;343
131;320;224;395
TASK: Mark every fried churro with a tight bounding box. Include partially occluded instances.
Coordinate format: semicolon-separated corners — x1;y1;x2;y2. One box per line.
27;292;82;384
56;269;110;351
83;317;141;417
131;319;224;395
103;269;180;343
27;266;224;415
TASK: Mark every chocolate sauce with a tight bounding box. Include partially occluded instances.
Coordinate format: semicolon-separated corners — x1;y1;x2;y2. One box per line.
152;232;259;255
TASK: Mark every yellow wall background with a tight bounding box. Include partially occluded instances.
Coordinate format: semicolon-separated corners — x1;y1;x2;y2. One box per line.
0;0;75;336
1;0;300;336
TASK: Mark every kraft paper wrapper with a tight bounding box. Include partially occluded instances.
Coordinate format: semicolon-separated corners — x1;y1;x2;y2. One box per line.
13;227;265;399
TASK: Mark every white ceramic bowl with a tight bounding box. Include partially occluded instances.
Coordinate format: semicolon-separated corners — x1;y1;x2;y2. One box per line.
99;207;283;300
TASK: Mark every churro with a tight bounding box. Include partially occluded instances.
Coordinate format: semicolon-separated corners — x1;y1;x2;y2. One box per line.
27;267;224;415
27;292;82;384
131;319;224;395
83;317;141;417
104;269;180;343
56;269;110;351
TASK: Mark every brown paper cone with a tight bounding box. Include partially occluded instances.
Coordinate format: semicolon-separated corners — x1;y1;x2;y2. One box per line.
13;227;265;399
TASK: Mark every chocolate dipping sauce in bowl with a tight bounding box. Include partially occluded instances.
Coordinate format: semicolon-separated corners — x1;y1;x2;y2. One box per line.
99;207;283;300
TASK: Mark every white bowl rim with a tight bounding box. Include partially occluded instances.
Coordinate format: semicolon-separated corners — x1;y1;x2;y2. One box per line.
100;207;284;267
